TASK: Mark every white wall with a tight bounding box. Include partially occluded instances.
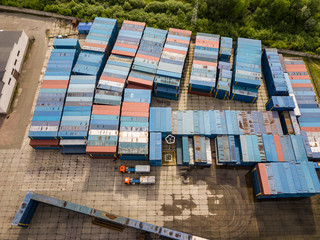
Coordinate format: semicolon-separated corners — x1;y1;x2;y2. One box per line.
0;31;29;113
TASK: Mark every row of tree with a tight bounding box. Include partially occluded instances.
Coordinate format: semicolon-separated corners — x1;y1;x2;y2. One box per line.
1;0;319;54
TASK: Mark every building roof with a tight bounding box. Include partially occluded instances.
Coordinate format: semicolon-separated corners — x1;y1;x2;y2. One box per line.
0;31;23;76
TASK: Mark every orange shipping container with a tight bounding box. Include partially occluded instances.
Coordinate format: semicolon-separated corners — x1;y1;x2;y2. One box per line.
257;163;271;195
111;50;135;57
291;83;313;88
83;42;107;50
100;75;126;84
301;127;320;132
289;75;310;80
166;38;190;45
91;105;120;115
163;47;187;55
135;54;159;62
115;43;138;50
273;135;284;162
123;20;146;26
193;60;217;67
86;146;117;154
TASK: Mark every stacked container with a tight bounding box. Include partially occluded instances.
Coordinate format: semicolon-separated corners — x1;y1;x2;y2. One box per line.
262;48;288;96
72;51;106;76
193;135;212;166
82;17;118;54
240;135;266;165
215;37;233;99
215;135;241;165
53;39;80;50
149;107;172;138
29;41;79;149
279;111;295;135
262;135;307;163
219;37;232;62
86;105;120;158
265;96;295;111
94;55;133;105
231;38;262;103
58;75;96;154
128;27;167;89
176;136;195;166
118;89;151;160
78;22;92;34
252;162;320;199
154;28;192;100
188;33;219;96
284;58;320;159
172;110;283;137
111;20;146;57
149;132;162;166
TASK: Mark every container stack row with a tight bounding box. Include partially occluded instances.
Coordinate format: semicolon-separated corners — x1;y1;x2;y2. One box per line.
188;33;220;96
118;89;152;160
252;162;320;199
82;17;118;54
176;136;212;166
58;75;96;154
265;96;295;111
279;111;301;135
149;132;162;166
216;134;308;166
262;48;289;96
215;36;233;100
154;28;192;100
172;110;283;137
285;59;320;159
149;107;172;138
231;38;262;103
111;20;146;58
128;27;168;89
94;55;133;105
29;40;80;149
86;105;120;158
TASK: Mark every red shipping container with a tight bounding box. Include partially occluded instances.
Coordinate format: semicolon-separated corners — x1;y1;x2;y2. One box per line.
86;146;117;154
188;90;212;97
29;139;60;147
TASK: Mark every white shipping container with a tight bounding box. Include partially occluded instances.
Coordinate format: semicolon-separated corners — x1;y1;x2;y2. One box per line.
139;176;155;184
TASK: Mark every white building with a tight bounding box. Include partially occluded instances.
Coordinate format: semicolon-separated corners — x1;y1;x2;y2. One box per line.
0;30;29;114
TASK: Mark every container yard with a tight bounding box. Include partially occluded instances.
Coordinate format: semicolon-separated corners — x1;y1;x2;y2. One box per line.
2;12;320;240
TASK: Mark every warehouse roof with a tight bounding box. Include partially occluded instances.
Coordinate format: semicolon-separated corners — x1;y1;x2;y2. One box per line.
0;31;23;77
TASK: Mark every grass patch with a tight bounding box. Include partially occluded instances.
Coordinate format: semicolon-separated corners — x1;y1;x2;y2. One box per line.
305;58;320;101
